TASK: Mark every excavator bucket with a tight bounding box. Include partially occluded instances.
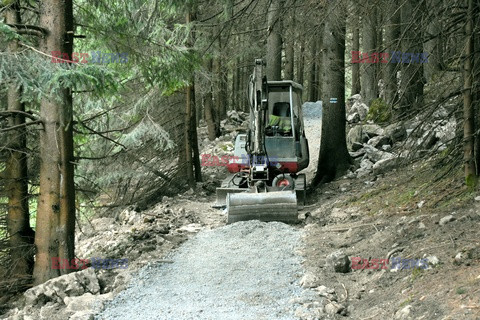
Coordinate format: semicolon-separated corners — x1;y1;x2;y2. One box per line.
226;190;298;224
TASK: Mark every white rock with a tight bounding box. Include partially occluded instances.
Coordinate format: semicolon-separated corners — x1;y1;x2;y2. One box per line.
439;215;455;226
299;273;320;288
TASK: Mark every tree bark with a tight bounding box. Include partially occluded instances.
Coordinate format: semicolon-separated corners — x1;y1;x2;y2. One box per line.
204;58;219;140
266;0;283;80
5;2;34;278
34;0;76;285
351;8;361;95
361;6;378;106
184;8;202;187
308;37;317;101
313;1;351;185
474;0;480;175
284;2;295;80
316;27;324;101
296;35;305;86
214;49;227;121
384;0;401;107
463;0;477;184
424;0;443;82
398;0;425;117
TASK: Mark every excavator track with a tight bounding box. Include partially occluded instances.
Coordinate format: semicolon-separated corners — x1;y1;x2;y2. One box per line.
226;191;298;224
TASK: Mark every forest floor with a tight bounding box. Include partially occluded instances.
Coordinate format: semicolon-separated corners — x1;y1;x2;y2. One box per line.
91;158;479;320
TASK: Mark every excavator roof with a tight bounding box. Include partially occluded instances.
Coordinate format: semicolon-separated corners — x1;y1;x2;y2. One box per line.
267;80;303;91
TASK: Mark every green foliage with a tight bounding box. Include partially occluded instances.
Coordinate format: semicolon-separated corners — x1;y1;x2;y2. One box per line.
366;98;391;123
0;22;25;42
410;267;424;282
465;174;478;190
456;287;466;295
0;52;119;103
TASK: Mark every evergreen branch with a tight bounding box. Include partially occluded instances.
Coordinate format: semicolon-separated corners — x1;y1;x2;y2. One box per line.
0;110;39;121
80;122;128;150
0;120;42;132
6;23;48;36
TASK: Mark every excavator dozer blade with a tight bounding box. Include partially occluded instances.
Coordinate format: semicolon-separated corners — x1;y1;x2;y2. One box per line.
226;191;298;224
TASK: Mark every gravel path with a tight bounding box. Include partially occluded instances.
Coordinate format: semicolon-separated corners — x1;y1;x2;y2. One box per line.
96;221;311;320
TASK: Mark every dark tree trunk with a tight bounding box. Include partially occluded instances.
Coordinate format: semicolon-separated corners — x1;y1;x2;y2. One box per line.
316;27;324;101
266;0;283;80
463;0;477;184
284;3;295;80
313;1;351;185
214;50;227;121
5;2;34;278
384;0;401;107
204;58;219;140
34;0;76;285
189;80;202;183
474;0;480;174
424;0;444;82
398;0;425;117
361;6;378;106
308;37;317;101
351;9;361;95
296;35;305;86
184;8;201;187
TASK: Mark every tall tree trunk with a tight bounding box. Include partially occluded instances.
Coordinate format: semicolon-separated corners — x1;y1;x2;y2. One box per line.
351;9;361;95
266;0;283;80
384;0;401;107
184;8;202;187
308;37;317;101
463;0;477;185
361;6;378;106
313;1;351;185
5;2;34;278
398;0;425;117
34;0;76;285
189;80;202;183
316;27;324;101
204;58;219;140
296;35;305;86
474;0;480;175
214;49;227;121
424;0;443;82
284;2;295;80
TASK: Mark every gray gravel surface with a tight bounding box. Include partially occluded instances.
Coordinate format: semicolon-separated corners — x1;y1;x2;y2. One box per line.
96;221;311;320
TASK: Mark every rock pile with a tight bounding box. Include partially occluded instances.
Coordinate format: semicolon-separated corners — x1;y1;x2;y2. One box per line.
345;96;456;179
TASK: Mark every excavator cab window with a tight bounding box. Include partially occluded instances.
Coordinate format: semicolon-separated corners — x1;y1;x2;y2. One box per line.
266;87;294;136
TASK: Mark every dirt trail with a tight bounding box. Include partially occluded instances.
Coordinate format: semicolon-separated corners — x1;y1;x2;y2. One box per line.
96;221;316;320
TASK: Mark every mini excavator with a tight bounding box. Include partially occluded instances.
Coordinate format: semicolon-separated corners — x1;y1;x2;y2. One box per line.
215;59;309;224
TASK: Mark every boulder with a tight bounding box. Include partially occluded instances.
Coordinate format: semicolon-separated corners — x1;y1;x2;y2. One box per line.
434;119;456;144
363;144;393;163
372;157;403;175
24;268;100;307
347;126;363;151
360;159;374;170
362;124;384;139
384;122;407;142
347;94;369;120
351;142;363;152
347;112;360;123
367;135;392;148
325;250;351;273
